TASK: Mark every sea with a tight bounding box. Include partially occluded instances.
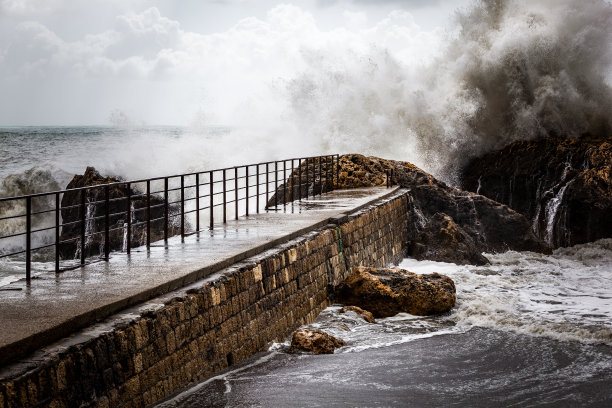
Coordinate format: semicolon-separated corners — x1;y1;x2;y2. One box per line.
1;127;611;406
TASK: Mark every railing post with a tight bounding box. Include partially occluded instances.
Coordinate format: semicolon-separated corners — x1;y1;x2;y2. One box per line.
146;180;151;249
256;164;260;213
265;163;269;209
25;196;31;282
336;154;340;188
245;166;249;216
104;185;110;260
80;190;86;265
306;158;310;199
290;159;295;203
55;192;60;273
274;161;278;209
318;156;322;196
164;178;168;243
209;171;214;230
181;175;185;239
298;159;302;201
223;169;227;223
234;167;238;220
126;184;131;254
196;173;200;232
283;160;287;209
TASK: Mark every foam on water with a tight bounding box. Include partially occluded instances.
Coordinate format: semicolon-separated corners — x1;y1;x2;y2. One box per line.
399;239;612;345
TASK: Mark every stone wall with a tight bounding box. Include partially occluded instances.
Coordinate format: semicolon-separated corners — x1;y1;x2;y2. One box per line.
0;191;408;408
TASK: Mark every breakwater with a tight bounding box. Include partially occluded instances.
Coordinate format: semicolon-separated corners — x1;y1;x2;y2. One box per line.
0;189;408;408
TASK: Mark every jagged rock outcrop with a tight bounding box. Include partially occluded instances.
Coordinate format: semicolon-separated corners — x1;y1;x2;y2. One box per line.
339;305;377;324
59;167;178;259
462;135;612;248
336;154;551;255
289;329;346;354
409;213;490;265
336;266;456;318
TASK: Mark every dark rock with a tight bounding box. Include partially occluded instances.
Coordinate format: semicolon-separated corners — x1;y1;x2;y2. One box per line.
336;266;456;318
289;329;346;354
336;154;551;255
339;305;377;323
409;213;490;265
462;135;612;248
59;167;179;259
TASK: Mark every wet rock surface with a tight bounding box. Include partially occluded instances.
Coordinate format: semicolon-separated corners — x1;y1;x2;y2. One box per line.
462;135;612;248
289;329;347;354
336;154;551;255
409;213;490;266
336;266;456;318
339;305;377;324
59;167;178;259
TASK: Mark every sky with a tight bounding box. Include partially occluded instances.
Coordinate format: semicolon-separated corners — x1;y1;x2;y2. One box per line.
0;0;469;126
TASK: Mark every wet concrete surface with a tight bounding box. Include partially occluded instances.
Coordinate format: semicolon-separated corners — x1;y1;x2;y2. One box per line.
0;187;400;366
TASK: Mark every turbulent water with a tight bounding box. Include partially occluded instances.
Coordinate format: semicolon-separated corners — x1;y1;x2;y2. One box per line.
158;240;612;407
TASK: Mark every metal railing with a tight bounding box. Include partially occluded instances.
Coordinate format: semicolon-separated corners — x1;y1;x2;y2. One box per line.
0;154;340;282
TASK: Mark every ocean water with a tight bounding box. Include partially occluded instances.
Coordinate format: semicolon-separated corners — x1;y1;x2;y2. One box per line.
158;240;612;407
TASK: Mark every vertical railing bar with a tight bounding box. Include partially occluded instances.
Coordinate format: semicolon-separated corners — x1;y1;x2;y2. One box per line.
234;167;238;220
196;173;200;232
223;169;227;223
55;192;60;273
298;159;302;201
146;180;151;249
181;175;185;239
318;156;322;196
290;159;294;203
164;178;169;243
274;161;278;209
126;183;131;254
80;190;86;265
336;154;340;189
104;185;110;260
265;163;269;209
283;160;287;210
25;196;31;281
245;165;249;216
306;158;310;199
256;164;260;213
209;171;214;230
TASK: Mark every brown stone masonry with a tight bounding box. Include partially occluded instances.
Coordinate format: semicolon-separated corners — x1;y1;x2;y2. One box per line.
0;191;408;408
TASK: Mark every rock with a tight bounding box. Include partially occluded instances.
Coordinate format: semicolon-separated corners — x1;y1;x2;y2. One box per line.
409;213;490;265
59;167;179;259
334;154;550;255
289;329;346;354
336;266;456;318
339;305;377;323
462;135;612;248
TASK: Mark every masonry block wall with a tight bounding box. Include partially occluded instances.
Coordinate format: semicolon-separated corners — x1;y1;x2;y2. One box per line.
0;192;408;408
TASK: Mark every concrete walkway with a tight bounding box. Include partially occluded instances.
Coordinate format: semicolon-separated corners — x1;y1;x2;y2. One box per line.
0;186;399;366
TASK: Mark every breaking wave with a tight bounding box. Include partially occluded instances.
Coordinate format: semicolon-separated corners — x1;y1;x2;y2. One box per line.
283;0;612;181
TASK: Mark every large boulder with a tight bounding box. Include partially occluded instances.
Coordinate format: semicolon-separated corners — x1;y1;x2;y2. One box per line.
462;135;612;248
59;167;179;259
336;154;551;255
409;212;490;266
336;266;456;318
289;329;346;354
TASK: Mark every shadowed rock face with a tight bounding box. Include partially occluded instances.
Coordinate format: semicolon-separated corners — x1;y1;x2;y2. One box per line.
336;154;551;256
59;167;178;259
336;266;456;318
462;135;612;248
409;213;490;266
290;329;347;354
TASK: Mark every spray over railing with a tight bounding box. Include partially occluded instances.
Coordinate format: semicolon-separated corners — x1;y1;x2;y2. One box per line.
0;154;341;282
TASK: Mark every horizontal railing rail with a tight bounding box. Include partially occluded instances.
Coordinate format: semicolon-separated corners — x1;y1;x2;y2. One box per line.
0;154;341;282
